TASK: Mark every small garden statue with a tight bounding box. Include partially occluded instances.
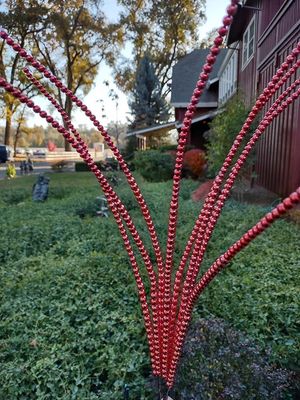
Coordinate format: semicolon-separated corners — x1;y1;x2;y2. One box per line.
96;196;109;217
32;174;50;202
6;161;16;179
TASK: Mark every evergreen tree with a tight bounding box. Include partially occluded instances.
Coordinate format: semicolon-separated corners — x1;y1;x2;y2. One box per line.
129;54;170;130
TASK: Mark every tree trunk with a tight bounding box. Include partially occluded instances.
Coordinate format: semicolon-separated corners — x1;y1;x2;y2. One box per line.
64;96;73;151
4;106;13;146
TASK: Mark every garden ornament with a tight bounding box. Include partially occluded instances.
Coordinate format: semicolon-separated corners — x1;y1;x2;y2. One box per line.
1;0;300;397
96;196;109;217
32;174;50;202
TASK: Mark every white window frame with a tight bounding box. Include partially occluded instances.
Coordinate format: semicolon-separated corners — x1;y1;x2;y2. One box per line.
242;15;256;70
219;49;238;105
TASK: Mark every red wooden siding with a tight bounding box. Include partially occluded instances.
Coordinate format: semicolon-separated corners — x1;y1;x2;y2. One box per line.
256;34;300;196
258;0;300;65
259;0;285;34
237;8;260;106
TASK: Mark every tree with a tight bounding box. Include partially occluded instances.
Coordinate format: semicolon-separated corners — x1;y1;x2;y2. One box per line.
206;95;257;177
106;121;128;150
129;55;170;130
199;28;219;49
33;0;123;150
115;0;206;97
0;0;48;145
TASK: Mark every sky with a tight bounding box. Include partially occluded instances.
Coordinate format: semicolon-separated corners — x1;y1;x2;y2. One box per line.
27;0;230;128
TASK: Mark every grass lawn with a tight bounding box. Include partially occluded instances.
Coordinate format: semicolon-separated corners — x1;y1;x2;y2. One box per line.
0;172;299;399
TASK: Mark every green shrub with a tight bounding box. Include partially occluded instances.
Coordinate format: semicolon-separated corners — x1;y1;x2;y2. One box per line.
75;161;101;172
133;150;174;182
0;173;299;398
75;160;119;172
206;95;257;177
51;160;70;172
1;188;31;204
175;319;293;399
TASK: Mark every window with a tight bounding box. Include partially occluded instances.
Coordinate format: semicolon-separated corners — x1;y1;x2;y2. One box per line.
219;50;238;105
242;16;256;69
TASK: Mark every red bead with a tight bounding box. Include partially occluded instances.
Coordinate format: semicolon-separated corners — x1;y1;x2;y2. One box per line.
218;26;228;37
214;36;223;46
33;105;40;113
223;15;233;26
211;46;220;56
227;4;238;15
206;55;216;65
203;64;212;73
0;31;8;39
200;72;209;81
26;55;34;63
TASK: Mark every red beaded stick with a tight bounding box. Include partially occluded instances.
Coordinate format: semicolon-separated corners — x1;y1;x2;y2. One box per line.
170;49;300;326
161;0;239;378
0;76;160;374
1;0;300;390
170;82;300;379
25;69;164;375
188;79;300;280
168;50;300;361
22;68;164;374
166;186;300;388
22;68;88;149
0;29;165;376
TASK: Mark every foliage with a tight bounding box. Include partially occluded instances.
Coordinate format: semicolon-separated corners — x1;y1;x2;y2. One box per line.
133;150;174;182
106;122;128;150
122;135;138;160
286;209;300;226
175;319;293;399
206;95;257;177
115;0;206;97
75;159;119;172
183;148;206;178
199;27;220;49
0;0;48;145
0;173;299;398
32;0;123;150
6;161;16;178
51;160;69;172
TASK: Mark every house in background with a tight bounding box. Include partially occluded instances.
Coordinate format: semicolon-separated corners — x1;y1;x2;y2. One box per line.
223;0;300;197
126;121;176;150
126;0;299;197
126;49;228;150
171;48;229;150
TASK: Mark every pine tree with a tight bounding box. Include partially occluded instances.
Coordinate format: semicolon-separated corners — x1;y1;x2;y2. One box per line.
129;54;170;130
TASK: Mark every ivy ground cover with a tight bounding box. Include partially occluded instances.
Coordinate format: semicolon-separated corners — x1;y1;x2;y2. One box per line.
0;172;299;399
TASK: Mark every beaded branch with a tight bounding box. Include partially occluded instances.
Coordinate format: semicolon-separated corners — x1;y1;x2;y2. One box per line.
1;0;300;394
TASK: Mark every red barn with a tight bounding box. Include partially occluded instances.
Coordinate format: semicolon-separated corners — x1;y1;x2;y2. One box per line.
225;0;300;196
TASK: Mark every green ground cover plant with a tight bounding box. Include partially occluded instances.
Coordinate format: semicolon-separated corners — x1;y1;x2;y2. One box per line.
0;173;299;399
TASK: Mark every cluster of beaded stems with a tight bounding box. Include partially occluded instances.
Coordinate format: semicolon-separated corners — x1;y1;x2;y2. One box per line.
1;0;300;392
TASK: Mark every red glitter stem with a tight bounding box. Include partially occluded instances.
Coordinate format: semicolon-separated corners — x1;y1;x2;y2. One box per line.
161;1;239;378
0;76;160;375
166;186;300;387
169;77;300;384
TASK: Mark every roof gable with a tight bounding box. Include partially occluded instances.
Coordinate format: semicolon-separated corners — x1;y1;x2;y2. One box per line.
171;48;228;106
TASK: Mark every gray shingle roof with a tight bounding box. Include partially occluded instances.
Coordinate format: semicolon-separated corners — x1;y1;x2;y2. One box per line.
171;48;228;105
